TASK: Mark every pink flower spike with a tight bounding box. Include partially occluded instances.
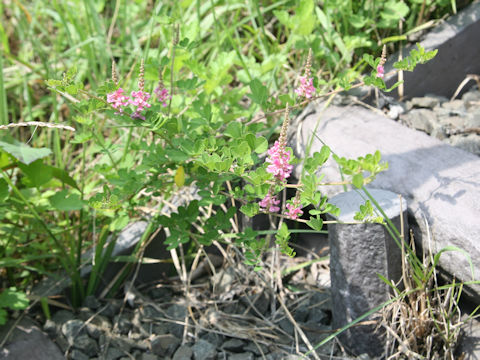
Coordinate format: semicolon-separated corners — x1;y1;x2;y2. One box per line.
295;75;315;99
285;203;303;220
129;90;151;113
376;65;385;79
259;193;280;213
266;141;293;183
154;86;170;107
107;88;130;112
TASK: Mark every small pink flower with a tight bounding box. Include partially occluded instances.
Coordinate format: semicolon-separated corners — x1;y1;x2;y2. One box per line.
154;86;170;107
130;90;151;112
376;65;385;79
266;141;293;183
295;76;315;99
107;88;130;112
285;203;303;220
259;193;280;213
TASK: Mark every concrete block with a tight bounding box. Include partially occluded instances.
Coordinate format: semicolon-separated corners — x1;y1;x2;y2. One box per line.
384;1;480;99
327;189;407;357
290;103;480;301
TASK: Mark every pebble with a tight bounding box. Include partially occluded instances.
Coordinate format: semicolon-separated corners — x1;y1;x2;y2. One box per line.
173;345;194;360
222;338;246;352
192;339;217;360
228;352;255;360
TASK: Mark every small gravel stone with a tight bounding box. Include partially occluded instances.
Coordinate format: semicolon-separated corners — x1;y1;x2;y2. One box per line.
141;304;163;319
70;349;89;360
102;299;122;318
151;334;181;357
200;331;224;347
105;346;125;360
52;310;76;325
43;319;57;337
243;342;268;356
62;319;86;344
173;345;194;360
114;314;132;334
192;339;217;360
74;334;99;356
148;287;173;301
83;295;101;310
293;303;309;323
408;96;444;109
140;354;159;360
229;352;254;360
86;323;102;339
278;318;294;335
222;338;246;352
166;304;188;337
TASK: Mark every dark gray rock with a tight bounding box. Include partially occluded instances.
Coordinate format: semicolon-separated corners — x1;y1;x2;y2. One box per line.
448;134;480;156
192;339;217;360
384;1;480;99
113;314;132;335
173;345;193;360
293;303;309;323
222;338;246;352
86;323;102;339
278;318;294;335
408;96;444;109
243;342;268;356
139;354;159;360
61;319;86;344
229;352;254;360
70;349;89;360
42;319;57;337
83;295;101;310
105;347;125;360
51;309;75;325
327;189;407;357
166;304;187;338
73;334;98;356
400;108;437;133
0;318;64;360
290;104;480;302
150;334;181;357
458;317;480;359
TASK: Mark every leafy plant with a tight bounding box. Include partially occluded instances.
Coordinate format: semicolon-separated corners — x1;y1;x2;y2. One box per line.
0;288;29;325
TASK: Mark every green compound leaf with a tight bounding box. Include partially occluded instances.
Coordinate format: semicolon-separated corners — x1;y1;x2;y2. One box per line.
49;189;85;211
0;288;29;321
307;216;324;232
248;79;268;106
0;140;51;165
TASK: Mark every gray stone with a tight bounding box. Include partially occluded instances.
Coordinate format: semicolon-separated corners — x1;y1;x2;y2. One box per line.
192;339;217;360
0;318;64;360
387;103;406;120
70;349;89;360
327;190;406;357
173;345;193;360
105;347;125;360
448;134;480;156
52;309;75;325
151;334;181;357
211;266;235;293
293;304;309;323
113;314;132;335
86;323;102;339
43;319;57;337
243;342;268;356
61;319;86;344
408;96;443;109
73;334;98;356
384;2;480;99
139;354;159;360
278;318;294;335
229;352;254;360
222;338;246;352
166;304;187;338
400;108;437;133
290;103;480;301
83;295;101;310
458;317;480;360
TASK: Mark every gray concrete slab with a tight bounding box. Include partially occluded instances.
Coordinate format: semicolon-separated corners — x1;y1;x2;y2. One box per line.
290;103;480;301
384;1;480;99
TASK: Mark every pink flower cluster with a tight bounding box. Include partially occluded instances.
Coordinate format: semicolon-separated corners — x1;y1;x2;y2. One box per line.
154;86;170;107
266;141;293;182
376;65;385;79
295;75;315;99
106;88;129;112
285;203;303;220
106;88;152;119
259;192;280;213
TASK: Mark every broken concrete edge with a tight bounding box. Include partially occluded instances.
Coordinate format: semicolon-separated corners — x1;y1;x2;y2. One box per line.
290;102;480;303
